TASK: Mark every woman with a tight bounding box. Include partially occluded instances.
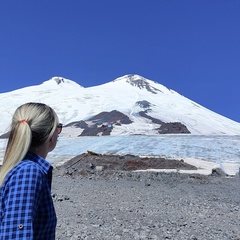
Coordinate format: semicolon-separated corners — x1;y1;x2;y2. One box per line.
0;102;62;239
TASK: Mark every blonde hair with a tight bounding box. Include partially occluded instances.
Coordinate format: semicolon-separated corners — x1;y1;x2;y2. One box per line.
0;102;59;186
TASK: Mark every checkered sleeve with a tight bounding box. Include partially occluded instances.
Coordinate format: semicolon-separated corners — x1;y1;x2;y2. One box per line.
0;163;43;239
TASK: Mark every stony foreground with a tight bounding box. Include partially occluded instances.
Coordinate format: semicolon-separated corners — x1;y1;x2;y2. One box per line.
52;171;240;240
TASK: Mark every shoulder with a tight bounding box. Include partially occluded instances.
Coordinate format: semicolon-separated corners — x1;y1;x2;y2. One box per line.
17;160;45;178
17;159;43;172
5;160;45;187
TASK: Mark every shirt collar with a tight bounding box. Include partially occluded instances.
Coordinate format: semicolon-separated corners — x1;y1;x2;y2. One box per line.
24;152;52;175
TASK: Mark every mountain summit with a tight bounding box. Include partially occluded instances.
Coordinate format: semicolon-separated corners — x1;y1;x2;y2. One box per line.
1;74;240;136
42;76;84;89
113;74;162;94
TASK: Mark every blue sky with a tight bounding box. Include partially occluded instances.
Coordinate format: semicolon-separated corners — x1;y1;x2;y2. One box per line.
0;1;240;122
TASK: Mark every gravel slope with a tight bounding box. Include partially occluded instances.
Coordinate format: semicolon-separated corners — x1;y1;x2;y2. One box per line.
52;171;240;240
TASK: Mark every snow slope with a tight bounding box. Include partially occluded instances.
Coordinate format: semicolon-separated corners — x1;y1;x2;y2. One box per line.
0;74;240;135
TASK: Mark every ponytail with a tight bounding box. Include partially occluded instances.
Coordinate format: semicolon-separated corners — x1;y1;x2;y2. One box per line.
0;121;31;185
0;103;58;186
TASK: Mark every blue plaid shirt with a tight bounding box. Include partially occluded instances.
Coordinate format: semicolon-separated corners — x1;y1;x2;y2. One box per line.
0;152;57;239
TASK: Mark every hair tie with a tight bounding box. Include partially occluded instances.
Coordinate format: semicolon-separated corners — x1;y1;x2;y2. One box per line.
19;119;28;123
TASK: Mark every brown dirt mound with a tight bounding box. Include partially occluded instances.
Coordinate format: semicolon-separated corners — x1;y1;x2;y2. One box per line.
54;151;197;177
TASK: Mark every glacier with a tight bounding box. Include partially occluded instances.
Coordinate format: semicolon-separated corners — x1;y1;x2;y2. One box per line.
1;135;240;175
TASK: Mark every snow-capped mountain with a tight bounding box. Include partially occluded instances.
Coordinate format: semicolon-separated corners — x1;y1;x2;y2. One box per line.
1;74;240;136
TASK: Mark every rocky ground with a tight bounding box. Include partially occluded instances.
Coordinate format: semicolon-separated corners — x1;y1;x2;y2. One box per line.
52;153;240;240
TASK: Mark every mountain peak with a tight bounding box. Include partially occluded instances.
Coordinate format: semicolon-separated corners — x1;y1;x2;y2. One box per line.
113;74;146;82
51;76;66;85
113;74;161;94
43;76;84;88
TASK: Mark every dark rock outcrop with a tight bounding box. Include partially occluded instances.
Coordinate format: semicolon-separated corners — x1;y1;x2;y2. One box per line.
126;75;162;94
158;122;191;134
65;110;133;136
0;132;10;139
135;100;152;109
87;110;132;125
139;110;191;134
64;109;190;136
